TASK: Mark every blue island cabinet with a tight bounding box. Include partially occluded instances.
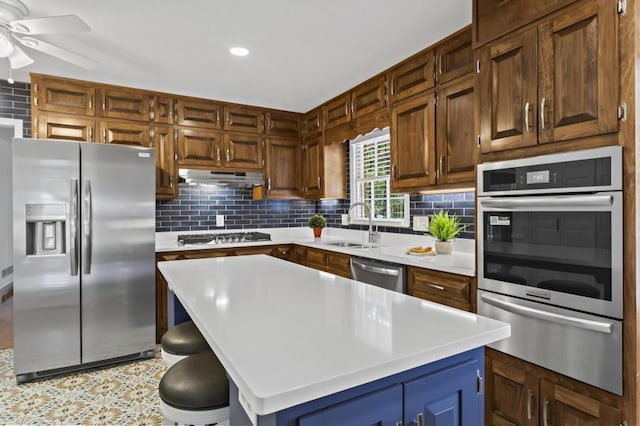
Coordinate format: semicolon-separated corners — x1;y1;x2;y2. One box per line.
229;347;484;426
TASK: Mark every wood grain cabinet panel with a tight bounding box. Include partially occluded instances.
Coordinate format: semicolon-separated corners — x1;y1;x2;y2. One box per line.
436;76;477;185
222;133;262;170
264;137;301;199
435;27;474;85
34;114;95;142
152;126;178;199
293;245;307;265
152;96;175;124
176;99;222;129
324;93;351;129
99;120;151;147
388;48;435;104
265;111;300;138
407;267;471;311
177;128;223;167
326;252;351;278
100;89;150;121
302;107;323;136
302;133;323;198
33;78;96;116
351;75;387;119
539;379;620;425
390;91;437;192
224;105;263;134
304;248;327;271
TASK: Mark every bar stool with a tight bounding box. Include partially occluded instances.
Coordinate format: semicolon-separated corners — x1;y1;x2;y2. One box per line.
159;351;230;425
161;321;211;368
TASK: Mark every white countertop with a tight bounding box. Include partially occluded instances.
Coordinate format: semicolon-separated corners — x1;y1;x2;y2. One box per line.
157;255;509;415
156;227;476;276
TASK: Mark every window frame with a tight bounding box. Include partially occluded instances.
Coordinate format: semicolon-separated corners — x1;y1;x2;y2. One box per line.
349;128;410;228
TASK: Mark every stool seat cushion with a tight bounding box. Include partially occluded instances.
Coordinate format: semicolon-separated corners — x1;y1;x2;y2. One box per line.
159;352;230;410
161;321;210;355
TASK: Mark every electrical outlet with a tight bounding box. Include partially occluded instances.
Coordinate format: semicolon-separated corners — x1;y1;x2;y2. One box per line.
413;216;429;232
341;214;349;225
216;215;225;227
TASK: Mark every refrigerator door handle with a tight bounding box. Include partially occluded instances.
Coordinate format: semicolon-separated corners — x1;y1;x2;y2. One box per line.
70;179;79;276
83;179;92;275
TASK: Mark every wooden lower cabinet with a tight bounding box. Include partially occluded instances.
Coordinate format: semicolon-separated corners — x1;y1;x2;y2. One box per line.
408;267;472;311
485;348;621;426
305;247;328;271
303;247;351;278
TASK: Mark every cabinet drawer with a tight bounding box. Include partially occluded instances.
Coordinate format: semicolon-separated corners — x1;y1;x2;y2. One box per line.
305;248;327;270
176;99;222;129
408;267;471;311
224;105;263;133
326;252;351;278
100;89;150;121
388;49;435;104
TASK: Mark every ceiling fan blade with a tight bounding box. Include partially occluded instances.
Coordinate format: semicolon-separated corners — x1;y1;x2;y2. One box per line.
8;45;33;69
15;36;96;69
10;15;90;35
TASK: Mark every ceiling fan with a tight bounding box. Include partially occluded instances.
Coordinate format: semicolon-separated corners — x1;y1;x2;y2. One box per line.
0;0;96;71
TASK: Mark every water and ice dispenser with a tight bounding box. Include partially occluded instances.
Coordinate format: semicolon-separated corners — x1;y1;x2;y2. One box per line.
25;204;66;255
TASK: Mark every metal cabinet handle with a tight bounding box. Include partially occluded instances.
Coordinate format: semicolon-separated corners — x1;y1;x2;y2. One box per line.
526;389;533;420
216;147;221;162
540;97;547;130
88;126;93;141
427;283;445;291
524;102;531;132
216;110;221;125
417;413;424;426
102;128;107;142
149;111;155;120
88;94;93;110
317;176;321;190
439;155;444;180
173;102;178;122
267;177;271;191
102;95;106;110
392;164;397;180
543;399;549;426
83;179;92;275
70;179;79;276
439;54;443;74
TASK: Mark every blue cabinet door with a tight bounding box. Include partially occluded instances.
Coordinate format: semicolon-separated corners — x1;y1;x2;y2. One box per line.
404;359;481;426
299;384;403;426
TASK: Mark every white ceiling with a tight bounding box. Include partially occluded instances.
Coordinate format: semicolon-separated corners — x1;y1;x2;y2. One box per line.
6;1;471;113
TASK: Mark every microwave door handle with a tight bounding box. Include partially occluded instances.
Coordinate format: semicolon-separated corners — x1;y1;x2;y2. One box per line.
480;293;613;334
480;195;613;209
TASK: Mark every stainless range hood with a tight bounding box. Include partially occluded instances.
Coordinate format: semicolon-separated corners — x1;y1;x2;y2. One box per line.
178;169;264;188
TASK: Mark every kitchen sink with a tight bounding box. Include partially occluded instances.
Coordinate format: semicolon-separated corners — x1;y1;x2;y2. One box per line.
325;241;368;249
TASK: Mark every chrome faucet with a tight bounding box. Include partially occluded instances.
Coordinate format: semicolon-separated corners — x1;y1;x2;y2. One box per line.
348;202;379;244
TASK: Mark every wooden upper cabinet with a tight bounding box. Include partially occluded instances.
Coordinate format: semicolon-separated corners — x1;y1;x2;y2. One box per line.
434;27;473;85
324;93;351;129
539;379;620;425
436;76;477;185
152;96;175;124
265;111;300;138
351;75;387;119
390;91;436;192
152;126;178;199
388;48;435;104
303;133;323;198
100;89;150;121
99;120;151;147
35;114;95;142
302;107;323;136
33;78;96;116
478;28;538;153
222;133;262;170
474;0;579;46
264;137;301;199
176;99;222;129
224;105;263;133
537;0;618;144
177;128;223;167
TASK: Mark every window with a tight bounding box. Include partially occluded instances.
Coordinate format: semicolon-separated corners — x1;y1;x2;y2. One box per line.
349;128;409;227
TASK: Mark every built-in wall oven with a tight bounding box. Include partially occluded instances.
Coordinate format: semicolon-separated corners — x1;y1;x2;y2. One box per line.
477;146;623;395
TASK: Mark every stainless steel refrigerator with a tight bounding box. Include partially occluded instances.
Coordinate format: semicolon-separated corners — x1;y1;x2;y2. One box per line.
12;138;156;382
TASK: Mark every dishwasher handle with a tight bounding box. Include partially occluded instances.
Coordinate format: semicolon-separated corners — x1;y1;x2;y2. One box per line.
352;260;400;276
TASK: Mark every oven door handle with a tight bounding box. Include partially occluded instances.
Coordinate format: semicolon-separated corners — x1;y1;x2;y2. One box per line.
480;195;613;209
480;293;614;334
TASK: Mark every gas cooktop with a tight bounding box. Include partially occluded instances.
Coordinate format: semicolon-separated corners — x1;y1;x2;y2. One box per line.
177;232;271;246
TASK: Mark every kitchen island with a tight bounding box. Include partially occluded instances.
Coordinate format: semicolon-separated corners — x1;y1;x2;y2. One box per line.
157;255;510;425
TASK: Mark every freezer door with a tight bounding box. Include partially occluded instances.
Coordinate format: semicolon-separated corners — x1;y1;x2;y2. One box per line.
12;139;81;375
80;143;155;363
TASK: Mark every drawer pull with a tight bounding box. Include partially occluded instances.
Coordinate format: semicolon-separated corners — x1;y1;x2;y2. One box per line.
427;283;445;291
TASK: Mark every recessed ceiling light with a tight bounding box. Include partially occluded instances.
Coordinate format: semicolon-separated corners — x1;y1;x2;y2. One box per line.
230;47;249;57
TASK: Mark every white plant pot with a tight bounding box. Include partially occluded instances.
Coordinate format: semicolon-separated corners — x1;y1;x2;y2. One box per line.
435;240;453;254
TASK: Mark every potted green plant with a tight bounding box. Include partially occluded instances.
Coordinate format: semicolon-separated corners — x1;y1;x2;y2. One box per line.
426;210;466;254
308;214;327;238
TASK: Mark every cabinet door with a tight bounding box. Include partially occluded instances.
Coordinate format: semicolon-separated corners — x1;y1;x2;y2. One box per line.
388;48;435;104
485;351;538;426
152;96;175;124
265;111;300;138
99;120;151;147
305;248;327;271
34;114;96;142
153;126;178;198
303;107;323;136
34;78;96;116
100;88;150;121
478;28;538;153
265;137;301;199
294;245;307;265
303;133;323;198
299;384;403;426
176;99;222;129
223;133;262;170
436;76;477;185
408;267;471;311
271;245;293;261
404;359;480;426
435;28;473;85
224;105;263;133
324;93;351;129
351;75;387;119
538;0;618;144
539;379;620;426
390;91;436;191
326;252;351;278
177;128;223;167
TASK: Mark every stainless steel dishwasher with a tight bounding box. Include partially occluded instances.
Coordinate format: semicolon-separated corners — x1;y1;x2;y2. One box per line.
350;257;406;293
